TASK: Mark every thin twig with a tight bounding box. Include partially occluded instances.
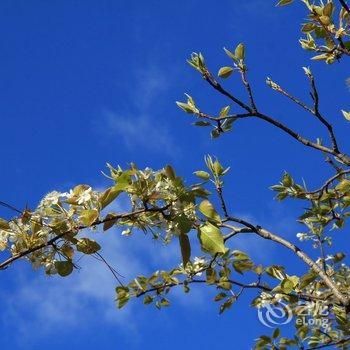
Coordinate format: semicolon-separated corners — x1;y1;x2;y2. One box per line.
240;67;257;112
339;0;350;15
304;169;350;197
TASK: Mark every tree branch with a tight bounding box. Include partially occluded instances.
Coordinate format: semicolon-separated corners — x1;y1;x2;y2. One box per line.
201;69;350;166
304;336;350;350
135;277;332;305
304;169;350;197
0;205;170;270
224;216;350;307
339;0;350;15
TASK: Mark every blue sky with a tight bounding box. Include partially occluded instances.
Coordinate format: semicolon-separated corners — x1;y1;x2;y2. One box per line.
0;1;349;349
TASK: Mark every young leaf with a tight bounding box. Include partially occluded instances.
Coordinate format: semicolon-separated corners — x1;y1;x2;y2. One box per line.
219;105;230;117
99;186;122;209
341;110;350;122
193;171;210;180
199;200;221;223
276;0;294;6
223;47;236;61
76;238;101;254
235;43;245;60
55;261;74;277
193;121;211;127
116;286;130;308
80;209;99;226
198;222;227;255
178;233;191;267
218;66;234;78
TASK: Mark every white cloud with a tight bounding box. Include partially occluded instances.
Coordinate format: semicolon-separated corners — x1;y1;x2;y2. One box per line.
0;221;201;341
103;111;180;156
95;66;180;157
1;231;143;339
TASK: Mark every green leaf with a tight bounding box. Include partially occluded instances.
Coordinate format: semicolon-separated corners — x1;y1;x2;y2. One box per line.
176;101;194;114
266;265;286;280
299;270;318;289
341;110;350;122
193;121;211;127
76;238;101;254
198;200;221;223
164;165;176;180
211;129;220;139
301;23;316;33
336;179;350;192
99;186;122;209
193;171;210;180
198;222;227;255
143;295;154;305
333;252;346;263
116;286;130;308
223;47;236;61
276;0;293;6
214;292;227;301
55;260;74;277
80;209;99;226
282;172;293;187
178;233;191;267
323;2;333;17
218;66;233;78
160;298;170;307
272;328;280;339
233;260;254;274
280;276;298;294
61;243;74;259
219;105;230;117
174;214;193;234
219;296;235;314
311;53;328;61
0;218;10;230
232;250;250;260
206;267;217;284
235;43;245;60
103;213;117;231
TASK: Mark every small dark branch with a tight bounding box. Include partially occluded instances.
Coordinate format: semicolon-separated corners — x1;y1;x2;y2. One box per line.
317;236;328;275
94;252;124;286
203;71;252;112
215;183;229;219
196;110;254;122
0;201;23;215
309;75;340;153
240;68;257;112
268;75;339;154
234;286;245;300
254;112;341;159
318;329;334;343
304;169;350;197
223;226;252;241
135;277;331;305
201;69;350;165
325;156;343;172
269;82;314;114
339;0;350;15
